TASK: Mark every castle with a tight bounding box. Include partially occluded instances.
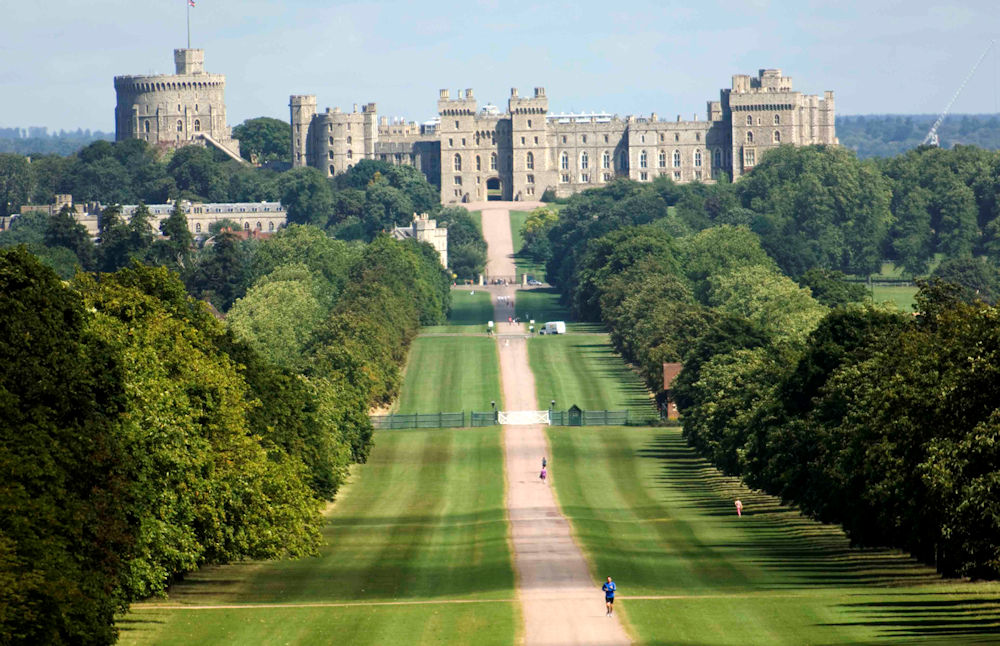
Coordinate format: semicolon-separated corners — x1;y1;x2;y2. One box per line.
291;69;837;204
114;49;243;162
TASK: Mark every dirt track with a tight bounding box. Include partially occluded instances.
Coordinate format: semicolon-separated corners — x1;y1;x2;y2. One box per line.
479;203;631;645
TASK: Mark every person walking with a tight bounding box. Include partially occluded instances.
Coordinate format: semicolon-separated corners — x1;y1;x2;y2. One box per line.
539;467;547;483
542;456;547;469
602;576;616;616
735;499;743;517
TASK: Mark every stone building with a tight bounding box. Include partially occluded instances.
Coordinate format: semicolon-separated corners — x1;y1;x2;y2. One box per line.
115;49;243;161
291;69;836;204
391;213;448;268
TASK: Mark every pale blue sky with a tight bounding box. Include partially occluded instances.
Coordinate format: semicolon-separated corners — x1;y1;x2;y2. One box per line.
2;0;999;131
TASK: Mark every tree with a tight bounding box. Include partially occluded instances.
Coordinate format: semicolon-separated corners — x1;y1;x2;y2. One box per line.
232;117;291;164
0;248;130;645
0;153;32;216
155;201;194;270
679;225;777;303
167;145;228;202
797;267;868;307
932;256;1000;304
278;167;333;227
185;231;250;311
44;204;96;271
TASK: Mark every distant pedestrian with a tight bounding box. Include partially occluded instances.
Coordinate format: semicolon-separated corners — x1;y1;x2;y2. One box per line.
539;467;546;483
602;577;616;616
735;500;743;517
542;456;547;468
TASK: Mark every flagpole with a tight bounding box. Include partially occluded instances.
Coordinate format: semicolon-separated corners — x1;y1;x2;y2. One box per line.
186;1;191;49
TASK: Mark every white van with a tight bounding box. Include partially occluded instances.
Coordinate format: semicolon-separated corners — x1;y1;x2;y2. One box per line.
540;321;566;335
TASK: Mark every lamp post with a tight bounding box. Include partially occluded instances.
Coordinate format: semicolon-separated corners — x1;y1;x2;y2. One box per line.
491;400;496;422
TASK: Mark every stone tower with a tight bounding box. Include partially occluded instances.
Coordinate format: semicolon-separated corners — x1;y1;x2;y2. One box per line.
289;95;317;168
114;49;240;159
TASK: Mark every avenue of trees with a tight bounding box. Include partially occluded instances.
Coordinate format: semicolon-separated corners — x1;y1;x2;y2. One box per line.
543;144;1000;580
1;143;452;644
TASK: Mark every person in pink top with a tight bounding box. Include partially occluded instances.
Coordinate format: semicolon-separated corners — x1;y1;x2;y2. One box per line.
540;467;547;483
735;500;743;517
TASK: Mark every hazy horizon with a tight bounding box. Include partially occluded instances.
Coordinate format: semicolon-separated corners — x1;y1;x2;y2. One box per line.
3;1;1000;131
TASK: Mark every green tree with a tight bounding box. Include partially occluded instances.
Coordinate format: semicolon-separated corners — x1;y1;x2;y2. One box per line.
154;201;194;270
797;267;868;307
44;204;96;271
931;256;1000;304
278;167;334;227
233;117;291;164
0;153;32;216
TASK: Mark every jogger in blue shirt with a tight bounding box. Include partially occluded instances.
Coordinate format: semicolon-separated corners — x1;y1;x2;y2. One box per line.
602;576;616;616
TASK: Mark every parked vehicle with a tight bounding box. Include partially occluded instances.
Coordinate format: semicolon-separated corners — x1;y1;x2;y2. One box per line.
539;321;566;335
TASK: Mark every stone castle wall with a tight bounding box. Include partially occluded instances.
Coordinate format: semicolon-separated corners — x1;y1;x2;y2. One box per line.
293;68;838;204
115;49;240;158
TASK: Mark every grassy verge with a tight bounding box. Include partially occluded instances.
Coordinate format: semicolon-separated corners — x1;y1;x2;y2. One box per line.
120;427;517;646
508;209;547;282
514;287;603;333
394;335;501;413
529;332;656;421
467;210;482;234
546;426;1000;645
871;284;918;311
422;289;495;335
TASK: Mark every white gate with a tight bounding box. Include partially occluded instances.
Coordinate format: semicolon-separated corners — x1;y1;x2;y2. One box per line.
497;410;551;425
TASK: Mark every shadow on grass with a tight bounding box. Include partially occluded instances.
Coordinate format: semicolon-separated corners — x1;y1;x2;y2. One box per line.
828;594;1000;642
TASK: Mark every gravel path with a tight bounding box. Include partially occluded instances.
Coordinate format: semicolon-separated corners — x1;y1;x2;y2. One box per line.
480;203;631;646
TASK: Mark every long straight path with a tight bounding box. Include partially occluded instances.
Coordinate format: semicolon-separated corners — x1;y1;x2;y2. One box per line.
478;203;631;645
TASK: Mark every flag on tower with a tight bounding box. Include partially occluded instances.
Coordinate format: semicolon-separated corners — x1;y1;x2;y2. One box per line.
189;0;195;6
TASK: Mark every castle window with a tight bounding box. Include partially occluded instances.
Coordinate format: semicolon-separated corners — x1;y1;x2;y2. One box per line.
658;150;666;168
269;222;275;231
193;119;200;132
448;138;453;147
694;150;702;167
194;104;198;112
641;135;646;143
176;120;183;132
454;176;462;185
674;132;679;142
521;137;525;145
746;115;753;126
244;222;250;231
746;131;754;144
695;170;702;180
604;135;609;143
561;173;569;183
462;138;466;146
177;104;181;111
660;133;664;142
603;173;612;182
582;135;587;143
774;114;781;125
639;151;647;168
534;136;538;144
526;152;534;170
695;133;701;142
256;221;262;230
143;121;150;133
528;119;532;128
714;148;722;168
602;151;610;169
773;130;781;143
328;151;334;160
329;136;334;145
455;120;460;129
527;174;534;184
476;155;482;171
561;152;569;170
580;151;589;169
562;136;567;143
672;150;681;168
581;173;590;183
491;153;497;170
640;172;648;181
195;223;202;233
744;148;756;166
454;154;462;171
347;149;353;159
347;136;352;144
674;171;681;180
329;164;335;174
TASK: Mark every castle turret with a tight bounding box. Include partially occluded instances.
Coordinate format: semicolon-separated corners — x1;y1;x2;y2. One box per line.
290;95;317;168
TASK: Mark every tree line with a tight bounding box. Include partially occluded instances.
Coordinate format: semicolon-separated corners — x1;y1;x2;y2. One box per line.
0;139;487;281
542;146;1000;580
1;210;450;642
838;114;1000;159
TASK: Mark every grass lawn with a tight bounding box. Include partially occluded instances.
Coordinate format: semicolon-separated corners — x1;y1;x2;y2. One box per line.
120;427;518;646
515;287;603;333
508;209;547;282
395;335;501;413
422;289;495;335
871;284;918;311
467;210;482;234
529;332;656;421
546;426;1000;645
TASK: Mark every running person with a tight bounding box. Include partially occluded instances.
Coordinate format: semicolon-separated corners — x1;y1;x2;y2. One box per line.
602;576;616;616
